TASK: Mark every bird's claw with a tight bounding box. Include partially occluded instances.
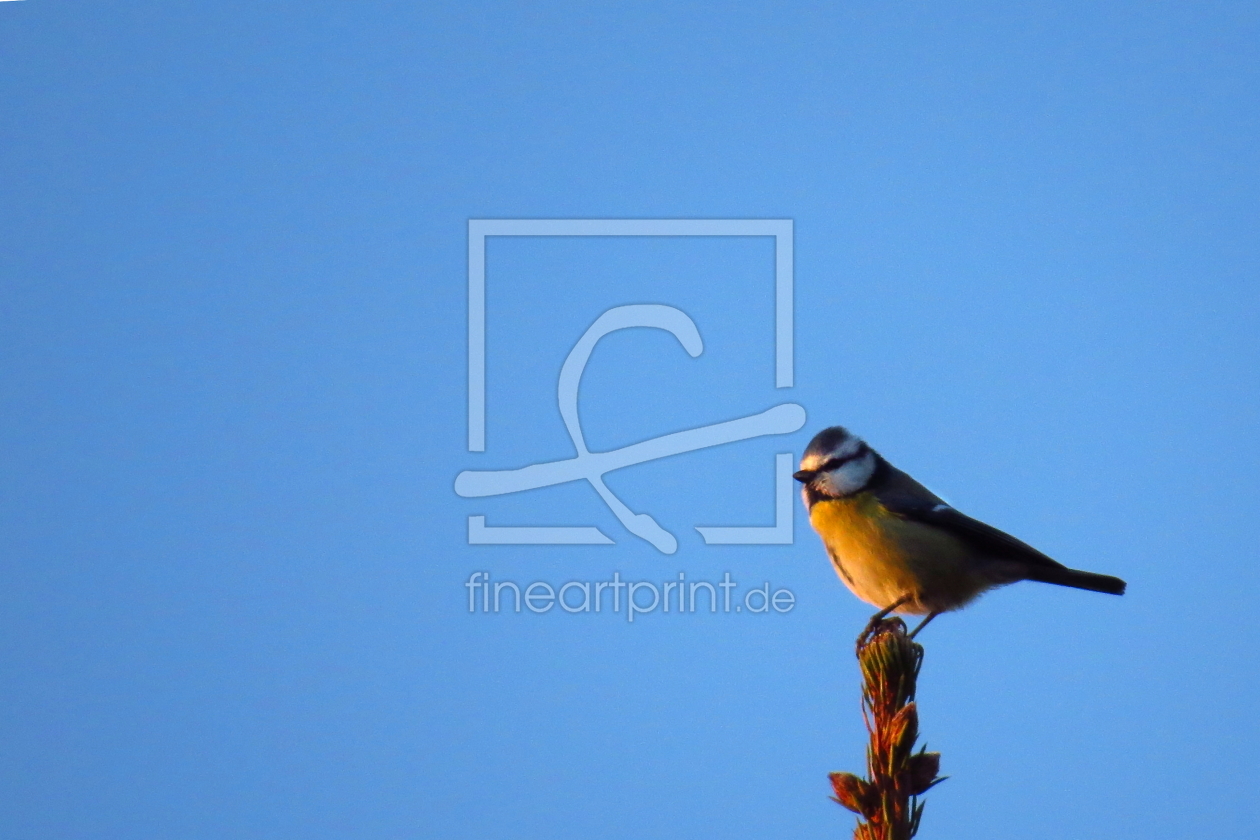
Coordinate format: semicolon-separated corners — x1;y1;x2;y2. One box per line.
856;615;906;654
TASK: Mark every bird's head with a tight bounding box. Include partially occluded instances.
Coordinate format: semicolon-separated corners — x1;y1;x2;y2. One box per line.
793;426;878;499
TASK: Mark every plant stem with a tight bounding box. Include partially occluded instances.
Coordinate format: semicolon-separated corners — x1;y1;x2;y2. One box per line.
830;618;944;840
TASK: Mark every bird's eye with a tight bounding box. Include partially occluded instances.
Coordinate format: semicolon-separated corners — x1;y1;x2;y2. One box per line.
820;458;843;471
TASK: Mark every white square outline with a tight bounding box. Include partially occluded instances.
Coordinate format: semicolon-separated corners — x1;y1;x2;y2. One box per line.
467;218;794;452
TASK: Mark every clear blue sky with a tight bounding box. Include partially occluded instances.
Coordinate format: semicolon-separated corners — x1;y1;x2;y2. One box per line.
2;3;1257;838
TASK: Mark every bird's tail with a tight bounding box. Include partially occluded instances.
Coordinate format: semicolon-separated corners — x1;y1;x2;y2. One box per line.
1023;565;1127;596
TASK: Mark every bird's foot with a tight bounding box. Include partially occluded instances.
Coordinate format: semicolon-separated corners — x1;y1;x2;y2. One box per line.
856;596;911;653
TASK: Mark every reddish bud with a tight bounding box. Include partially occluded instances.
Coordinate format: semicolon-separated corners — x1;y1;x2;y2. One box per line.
906;752;942;796
830;772;875;817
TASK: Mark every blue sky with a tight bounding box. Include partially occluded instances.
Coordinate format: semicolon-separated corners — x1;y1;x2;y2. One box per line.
2;2;1257;838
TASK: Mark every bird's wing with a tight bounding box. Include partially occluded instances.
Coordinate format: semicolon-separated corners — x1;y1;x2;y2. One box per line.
876;480;1066;571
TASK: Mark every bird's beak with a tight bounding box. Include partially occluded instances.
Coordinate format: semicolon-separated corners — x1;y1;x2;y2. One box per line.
792;469;816;483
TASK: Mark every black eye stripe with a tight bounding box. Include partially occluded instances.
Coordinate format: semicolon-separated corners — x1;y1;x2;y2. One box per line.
820;444;869;472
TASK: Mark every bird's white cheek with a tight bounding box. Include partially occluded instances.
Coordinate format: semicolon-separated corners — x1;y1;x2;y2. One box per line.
818;474;849;496
822;454;876;496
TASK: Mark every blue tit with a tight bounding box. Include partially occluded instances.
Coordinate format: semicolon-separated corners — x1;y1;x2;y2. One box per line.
793;426;1125;635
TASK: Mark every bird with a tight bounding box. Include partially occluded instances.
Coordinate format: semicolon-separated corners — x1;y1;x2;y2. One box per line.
793;426;1125;638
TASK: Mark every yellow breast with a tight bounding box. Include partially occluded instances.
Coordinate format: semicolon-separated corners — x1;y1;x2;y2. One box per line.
810;494;994;615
